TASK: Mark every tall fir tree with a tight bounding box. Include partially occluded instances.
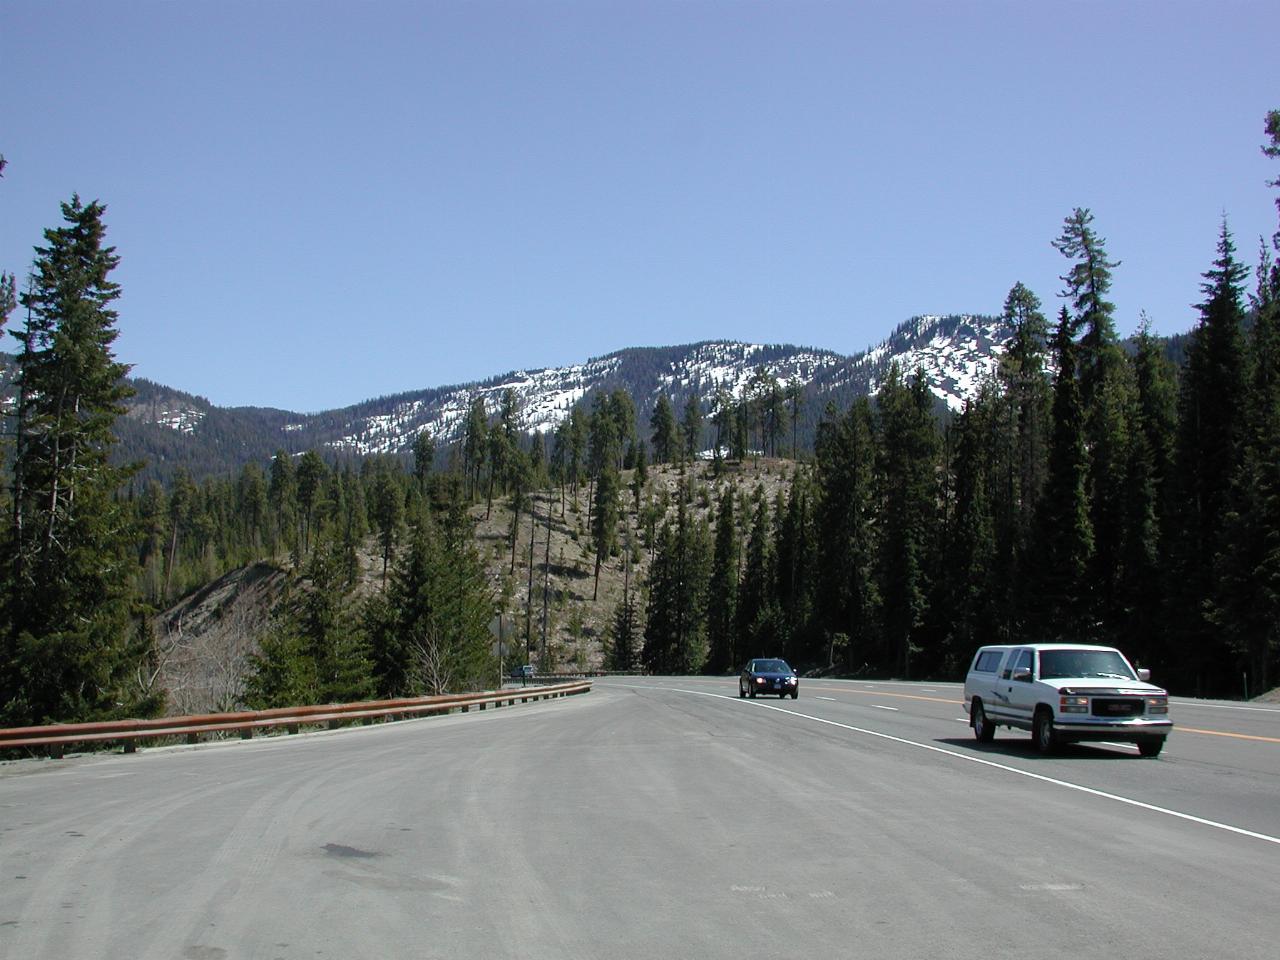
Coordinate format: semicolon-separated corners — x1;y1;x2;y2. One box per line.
1122;320;1178;672
938;396;999;673
813;397;880;672
704;486;739;673
1210;118;1280;695
681;394;703;462
875;366;939;677
1029;308;1094;641
3;196;156;724
1054;208;1132;639
1168;222;1249;693
736;488;775;660
649;395;678;465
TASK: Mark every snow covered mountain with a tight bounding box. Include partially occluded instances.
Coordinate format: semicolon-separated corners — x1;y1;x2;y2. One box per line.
310;313;1009;456
115;313;1011;480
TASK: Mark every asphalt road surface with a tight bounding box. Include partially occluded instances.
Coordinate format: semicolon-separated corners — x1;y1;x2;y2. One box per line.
2;677;1278;959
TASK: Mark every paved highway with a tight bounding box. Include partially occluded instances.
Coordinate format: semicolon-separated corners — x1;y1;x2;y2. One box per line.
2;678;1277;959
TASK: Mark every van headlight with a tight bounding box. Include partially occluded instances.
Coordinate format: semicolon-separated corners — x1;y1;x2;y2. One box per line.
1060;695;1089;714
1145;696;1168;715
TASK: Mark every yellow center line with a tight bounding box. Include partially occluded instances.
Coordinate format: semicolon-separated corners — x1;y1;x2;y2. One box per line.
1176;726;1280;744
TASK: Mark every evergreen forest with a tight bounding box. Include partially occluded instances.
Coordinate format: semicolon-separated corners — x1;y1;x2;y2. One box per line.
2;113;1279;728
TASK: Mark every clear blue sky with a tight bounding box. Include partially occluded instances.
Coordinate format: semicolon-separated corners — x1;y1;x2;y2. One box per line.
3;1;1277;412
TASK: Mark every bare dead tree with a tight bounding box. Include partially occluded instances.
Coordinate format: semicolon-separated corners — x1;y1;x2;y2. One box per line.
410;624;453;696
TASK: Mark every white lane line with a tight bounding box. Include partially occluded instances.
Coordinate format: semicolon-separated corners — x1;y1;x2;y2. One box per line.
871;705;900;712
814;696;837;701
626;684;1280;848
1170;699;1280;714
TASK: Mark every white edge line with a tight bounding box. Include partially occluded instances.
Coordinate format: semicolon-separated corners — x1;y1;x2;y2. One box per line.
613;682;1280;848
1169;699;1280;714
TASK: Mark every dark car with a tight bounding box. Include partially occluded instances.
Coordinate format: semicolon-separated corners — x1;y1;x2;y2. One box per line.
739;658;799;699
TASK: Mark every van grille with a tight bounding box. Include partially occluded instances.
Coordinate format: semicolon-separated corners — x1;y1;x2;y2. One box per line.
1093;698;1142;717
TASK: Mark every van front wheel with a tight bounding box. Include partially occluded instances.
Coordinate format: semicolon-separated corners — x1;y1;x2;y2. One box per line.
1033;708;1057;755
972;700;995;743
1137;737;1165;758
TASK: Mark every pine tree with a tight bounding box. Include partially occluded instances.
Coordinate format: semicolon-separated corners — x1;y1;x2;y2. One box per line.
237;462;268;553
813;398;879;672
0;155;13;336
704;486;739;672
775;472;817;663
1030;309;1094;641
649;395;678;464
786;377;805;460
591;463;620;600
1053;208;1122;411
736;487;775;660
412;429;436;493
3;196;154;724
997;282;1051;548
506;446;531;574
268;450;298;558
875;365;939;677
295;450;328;557
607;390;637;470
1168;223;1249;692
642;499;710;674
631;439;648;511
1122;320;1177;671
607;594;639;671
377;504;496;695
764;378;785;457
938;396;999;672
1054;209;1132;639
245;534;372;708
681;394;703;462
712;388;734;462
462;396;487;501
369;464;403;587
1210;121;1280;695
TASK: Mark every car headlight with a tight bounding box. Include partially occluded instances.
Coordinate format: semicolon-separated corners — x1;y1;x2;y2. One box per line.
1059;695;1089;714
786;677;797;684
1145;696;1168;715
755;677;765;684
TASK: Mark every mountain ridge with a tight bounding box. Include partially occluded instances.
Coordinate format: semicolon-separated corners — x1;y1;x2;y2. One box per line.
98;313;1013;482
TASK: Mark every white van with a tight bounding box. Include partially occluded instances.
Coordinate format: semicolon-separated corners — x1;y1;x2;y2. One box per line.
963;643;1172;757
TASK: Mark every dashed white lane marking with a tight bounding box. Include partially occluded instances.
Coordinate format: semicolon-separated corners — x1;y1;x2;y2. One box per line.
610;683;1280;848
814;696;837;701
871;705;900;711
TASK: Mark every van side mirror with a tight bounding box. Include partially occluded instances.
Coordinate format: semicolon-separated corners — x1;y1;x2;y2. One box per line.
1012;669;1032;683
1137;668;1151;682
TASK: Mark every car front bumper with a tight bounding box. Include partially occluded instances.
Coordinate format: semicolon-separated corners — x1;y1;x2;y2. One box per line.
1053;718;1173;741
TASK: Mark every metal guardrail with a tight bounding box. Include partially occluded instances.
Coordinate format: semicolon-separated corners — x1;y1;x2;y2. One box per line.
0;681;592;759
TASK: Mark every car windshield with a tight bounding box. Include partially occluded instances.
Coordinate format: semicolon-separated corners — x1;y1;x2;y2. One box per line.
1038;649;1136;680
752;660;791;674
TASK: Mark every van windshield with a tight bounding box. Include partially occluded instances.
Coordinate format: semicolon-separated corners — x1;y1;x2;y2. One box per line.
1038;649;1136;681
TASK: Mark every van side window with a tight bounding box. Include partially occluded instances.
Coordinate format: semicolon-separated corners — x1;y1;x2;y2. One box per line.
973;650;1003;673
1009;649;1033;681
